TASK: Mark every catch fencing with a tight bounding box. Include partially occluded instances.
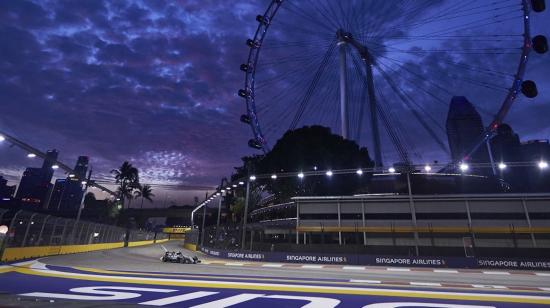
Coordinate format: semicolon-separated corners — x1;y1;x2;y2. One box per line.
0;210;168;261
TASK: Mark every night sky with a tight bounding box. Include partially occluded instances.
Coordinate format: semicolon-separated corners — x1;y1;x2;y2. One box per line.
1;0;549;205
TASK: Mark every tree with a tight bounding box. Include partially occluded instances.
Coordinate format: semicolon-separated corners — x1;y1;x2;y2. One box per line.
237;125;374;203
134;184;155;209
111;161;139;209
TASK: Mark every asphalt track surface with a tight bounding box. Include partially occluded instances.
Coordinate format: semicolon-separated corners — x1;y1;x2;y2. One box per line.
0;240;549;307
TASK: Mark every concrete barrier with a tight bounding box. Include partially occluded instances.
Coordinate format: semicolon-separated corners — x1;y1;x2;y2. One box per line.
183;243;197;251
2;239;171;262
127;240;155;247
1;242;124;262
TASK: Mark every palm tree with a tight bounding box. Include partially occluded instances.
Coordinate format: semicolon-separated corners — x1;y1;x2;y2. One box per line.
111;161;139;209
134;184;155;209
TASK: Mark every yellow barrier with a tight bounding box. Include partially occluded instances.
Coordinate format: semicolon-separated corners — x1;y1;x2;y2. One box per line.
1;242;124;262
183;243;197;251
155;239;169;244
127;240;155;247
162;227;191;234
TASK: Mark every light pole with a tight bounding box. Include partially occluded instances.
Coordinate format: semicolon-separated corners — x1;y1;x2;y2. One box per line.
405;170;420;256
200;196;208;247
241;179;251;249
76;169;93;223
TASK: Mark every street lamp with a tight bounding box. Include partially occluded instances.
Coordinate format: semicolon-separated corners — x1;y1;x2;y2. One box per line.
271;174;277;179
297;172;305;179
249;175;256;181
356;169;363;175
459;162;469;172
498;162;507;170
0;135;5;142
51;164;59;170
424;165;432;172
326;170;333;177
27;153;36;158
388;167;396;173
539;161;549;170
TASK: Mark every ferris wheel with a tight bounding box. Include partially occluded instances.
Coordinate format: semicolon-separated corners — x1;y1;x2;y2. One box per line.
239;0;548;167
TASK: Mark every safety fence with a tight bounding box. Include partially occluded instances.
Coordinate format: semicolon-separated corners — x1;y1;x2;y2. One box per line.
0;210;169;261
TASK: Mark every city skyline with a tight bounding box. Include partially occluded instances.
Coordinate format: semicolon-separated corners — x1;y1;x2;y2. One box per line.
1;0;549;204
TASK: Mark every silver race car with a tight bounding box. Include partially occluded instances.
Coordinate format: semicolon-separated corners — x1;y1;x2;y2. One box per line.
161;251;201;264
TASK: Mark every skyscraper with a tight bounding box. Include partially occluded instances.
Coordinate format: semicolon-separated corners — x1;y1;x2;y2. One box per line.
0;175;16;200
15;150;58;208
47;156;89;214
521;139;550;192
446;96;489;167
490;124;526;191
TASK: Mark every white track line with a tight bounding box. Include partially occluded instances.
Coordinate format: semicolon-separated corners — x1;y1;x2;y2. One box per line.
410;282;443;287
301;265;324;269
386;267;411;272
342;266;366;271
433;269;459;274
225;262;244;266
472;284;508;289
262;264;284;268
11;260;36;267
349;279;382;284
160;245;168;252
482;271;510;275
536;272;550;276
540;288;550;292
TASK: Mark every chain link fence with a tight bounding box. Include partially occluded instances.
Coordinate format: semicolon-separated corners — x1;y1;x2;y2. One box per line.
0;210;169;261
1;210;127;248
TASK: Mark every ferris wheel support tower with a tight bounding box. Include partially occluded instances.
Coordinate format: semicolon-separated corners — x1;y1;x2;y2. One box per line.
337;29;383;167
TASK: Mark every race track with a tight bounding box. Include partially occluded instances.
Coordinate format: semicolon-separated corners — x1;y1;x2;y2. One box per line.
1;240;549;307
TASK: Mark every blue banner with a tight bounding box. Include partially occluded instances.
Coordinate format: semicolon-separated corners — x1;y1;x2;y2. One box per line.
199;247;549;270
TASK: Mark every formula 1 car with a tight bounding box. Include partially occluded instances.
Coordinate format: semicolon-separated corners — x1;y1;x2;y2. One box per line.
161;251;201;264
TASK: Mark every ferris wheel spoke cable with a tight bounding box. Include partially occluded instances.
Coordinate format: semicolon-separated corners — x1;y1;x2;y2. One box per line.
375;62;450;155
257;51;332;129
318;0;345;29
382;1;515;37
375;53;511;92
414;2;522;28
375;55;499;120
263;38;334;49
289;42;336;129
314;69;340;129
375;58;448;130
427;12;523;38
296;56;339;128
374;87;412;165
285;1;335;33
255;54;325;92
384;0;517;34
377;85;421;162
374;57;451;113
375;48;513;78
380;9;521;43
